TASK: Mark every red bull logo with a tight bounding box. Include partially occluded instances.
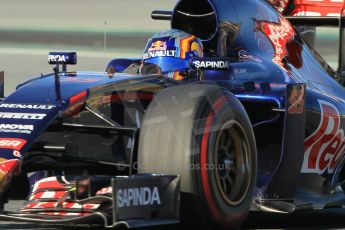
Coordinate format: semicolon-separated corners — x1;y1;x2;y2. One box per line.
148;40;167;52
302;100;345;174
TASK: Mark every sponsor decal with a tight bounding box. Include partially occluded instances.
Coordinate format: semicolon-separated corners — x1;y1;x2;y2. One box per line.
143;50;176;59
148;40;167;52
13;150;22;158
256;17;295;68
238;50;262;63
302;100;345;174
0;124;34;134
0;138;26;150
0;112;46;120
48;52;77;65
0;103;55;110
117;186;161;208
48;55;67;63
143;36;177;60
288;85;305;114
192;60;229;69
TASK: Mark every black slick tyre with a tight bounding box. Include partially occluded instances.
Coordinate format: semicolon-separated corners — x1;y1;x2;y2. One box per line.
138;84;257;229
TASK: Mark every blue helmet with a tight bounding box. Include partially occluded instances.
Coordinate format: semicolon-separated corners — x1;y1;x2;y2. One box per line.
143;29;203;78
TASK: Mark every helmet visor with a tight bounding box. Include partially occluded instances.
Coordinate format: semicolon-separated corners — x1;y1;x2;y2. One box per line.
144;57;189;73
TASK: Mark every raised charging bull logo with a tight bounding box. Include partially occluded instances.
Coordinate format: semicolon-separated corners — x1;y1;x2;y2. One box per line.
302;100;345;174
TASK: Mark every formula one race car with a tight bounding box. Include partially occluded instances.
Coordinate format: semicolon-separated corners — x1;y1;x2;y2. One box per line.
1;0;345;229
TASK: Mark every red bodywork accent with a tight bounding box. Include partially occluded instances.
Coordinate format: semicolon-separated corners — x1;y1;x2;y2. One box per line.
65;90;88;117
269;0;344;16
0;138;26;150
256;18;295;69
201;96;228;220
302;100;345;174
23;201;99;210
69;90;88;105
33;178;66;191
0;158;21;192
0;159;20;175
23;176;101;216
290;0;344;16
30;190;67;200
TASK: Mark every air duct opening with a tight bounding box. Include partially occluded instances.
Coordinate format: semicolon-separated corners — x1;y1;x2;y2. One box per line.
171;0;217;40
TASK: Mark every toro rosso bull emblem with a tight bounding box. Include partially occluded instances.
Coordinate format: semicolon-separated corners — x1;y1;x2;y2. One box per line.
256;17;295;68
302;100;345;174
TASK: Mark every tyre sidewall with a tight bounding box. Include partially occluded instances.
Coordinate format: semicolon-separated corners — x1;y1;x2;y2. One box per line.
193;94;257;227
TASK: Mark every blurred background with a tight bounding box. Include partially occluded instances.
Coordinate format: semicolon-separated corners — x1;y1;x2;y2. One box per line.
0;0;176;95
0;0;339;95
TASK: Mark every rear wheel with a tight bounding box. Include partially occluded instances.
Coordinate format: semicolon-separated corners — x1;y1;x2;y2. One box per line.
138;84;257;228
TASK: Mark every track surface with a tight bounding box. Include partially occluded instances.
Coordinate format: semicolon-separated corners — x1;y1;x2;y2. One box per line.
0;0;344;229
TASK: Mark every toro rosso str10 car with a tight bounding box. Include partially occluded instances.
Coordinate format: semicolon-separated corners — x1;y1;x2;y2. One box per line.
1;0;345;229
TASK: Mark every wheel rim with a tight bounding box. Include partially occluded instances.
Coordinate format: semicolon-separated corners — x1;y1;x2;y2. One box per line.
215;120;251;206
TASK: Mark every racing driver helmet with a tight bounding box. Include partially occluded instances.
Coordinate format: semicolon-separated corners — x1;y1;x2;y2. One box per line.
142;29;203;80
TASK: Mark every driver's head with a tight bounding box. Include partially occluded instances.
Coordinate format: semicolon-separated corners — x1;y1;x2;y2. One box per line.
143;29;203;80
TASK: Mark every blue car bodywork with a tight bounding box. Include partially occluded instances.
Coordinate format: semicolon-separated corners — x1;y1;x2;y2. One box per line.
0;0;344;228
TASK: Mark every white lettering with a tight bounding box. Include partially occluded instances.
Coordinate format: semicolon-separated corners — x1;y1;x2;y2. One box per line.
0;124;34;134
117;186;161;208
117;190;123;207
0;140;22;147
48;55;66;62
0;112;46;120
143;50;176;59
151;187;160;205
143;187;151;205
193;60;229;69
0;103;55;110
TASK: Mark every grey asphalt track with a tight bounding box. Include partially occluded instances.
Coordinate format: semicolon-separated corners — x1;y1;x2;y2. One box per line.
0;0;344;229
